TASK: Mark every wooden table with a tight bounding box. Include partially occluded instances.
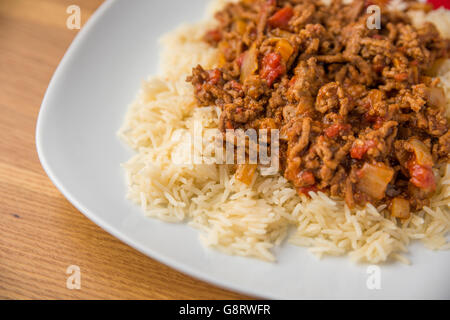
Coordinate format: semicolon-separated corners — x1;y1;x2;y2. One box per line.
0;0;248;300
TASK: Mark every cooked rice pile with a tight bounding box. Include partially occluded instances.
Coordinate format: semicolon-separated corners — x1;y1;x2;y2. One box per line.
119;0;450;264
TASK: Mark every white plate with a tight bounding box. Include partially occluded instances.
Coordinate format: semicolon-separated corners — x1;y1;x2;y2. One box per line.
36;0;450;299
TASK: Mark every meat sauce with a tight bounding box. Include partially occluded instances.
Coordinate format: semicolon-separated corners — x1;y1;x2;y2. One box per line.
187;0;450;218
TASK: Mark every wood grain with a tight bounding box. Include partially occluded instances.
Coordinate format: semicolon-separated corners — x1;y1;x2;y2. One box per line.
0;0;249;300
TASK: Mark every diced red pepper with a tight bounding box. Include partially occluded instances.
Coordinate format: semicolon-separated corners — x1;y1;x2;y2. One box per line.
324;123;351;138
260;52;285;86
268;7;294;29
350;139;377;159
407;161;436;191
372;34;383;40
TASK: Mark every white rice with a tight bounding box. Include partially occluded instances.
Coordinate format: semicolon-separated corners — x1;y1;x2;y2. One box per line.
119;0;450;263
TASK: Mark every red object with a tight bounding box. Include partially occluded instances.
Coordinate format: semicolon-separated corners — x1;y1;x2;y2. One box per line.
394;72;408;81
427;0;450;9
204;29;222;43
207;69;221;85
236;52;246;67
324;123;350;138
350;140;376;159
268;7;294;29
408;162;436;191
260;52;285;86
230;80;242;91
364;113;385;129
300;171;315;186
297;185;319;196
225;120;234;130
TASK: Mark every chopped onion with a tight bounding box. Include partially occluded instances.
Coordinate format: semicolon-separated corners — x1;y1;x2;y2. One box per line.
357;163;394;200
425;87;446;109
408;138;433;167
390;197;410;219
426;58;446;77
240;45;258;83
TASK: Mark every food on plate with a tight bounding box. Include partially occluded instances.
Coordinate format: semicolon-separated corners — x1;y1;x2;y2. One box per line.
119;0;450;263
188;0;449;216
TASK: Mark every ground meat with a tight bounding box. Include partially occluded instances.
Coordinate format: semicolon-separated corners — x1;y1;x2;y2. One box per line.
187;0;450;213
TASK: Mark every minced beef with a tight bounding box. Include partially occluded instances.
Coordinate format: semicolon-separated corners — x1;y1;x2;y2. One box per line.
187;0;450;217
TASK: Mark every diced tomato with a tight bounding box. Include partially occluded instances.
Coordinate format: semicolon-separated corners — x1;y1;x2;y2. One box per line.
268;7;294;29
288;76;297;87
207;69;221;85
364;113;384;129
204;29;222;43
373;117;384;129
372;34;383;40
324;123;351;138
350;139;377;159
407;162;436;191
230;80;242;91
236;52;246;67
297;185;319;196
260;52;285;86
394;72;408;81
300;171;315;186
